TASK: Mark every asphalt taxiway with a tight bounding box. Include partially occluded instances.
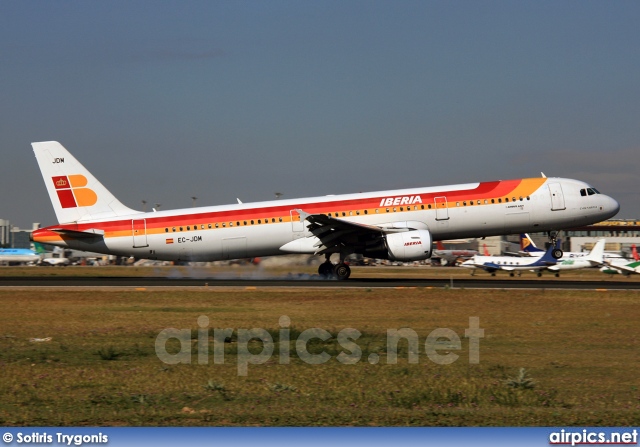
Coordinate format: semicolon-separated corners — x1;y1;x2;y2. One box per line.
1;276;639;290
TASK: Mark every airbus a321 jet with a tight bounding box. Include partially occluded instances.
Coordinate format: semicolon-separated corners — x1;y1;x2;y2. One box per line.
30;142;620;280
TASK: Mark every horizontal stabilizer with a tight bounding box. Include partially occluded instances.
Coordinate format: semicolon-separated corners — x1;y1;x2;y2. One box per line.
49;228;105;239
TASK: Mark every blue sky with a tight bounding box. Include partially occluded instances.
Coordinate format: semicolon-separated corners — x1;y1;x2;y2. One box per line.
1;1;639;226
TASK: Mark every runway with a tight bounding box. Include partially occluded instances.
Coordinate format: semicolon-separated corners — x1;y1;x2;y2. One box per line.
1;275;639;289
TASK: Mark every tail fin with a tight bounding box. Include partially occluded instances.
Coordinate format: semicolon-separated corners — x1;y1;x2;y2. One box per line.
520;233;544;253
585;238;606;265
32;242;47;254
436;241;445;250
537;244;558;265
482;243;490;256
32;141;140;224
632;244;639;262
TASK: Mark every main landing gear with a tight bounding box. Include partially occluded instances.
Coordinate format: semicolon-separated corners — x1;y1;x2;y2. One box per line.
548;231;564;259
318;254;351;280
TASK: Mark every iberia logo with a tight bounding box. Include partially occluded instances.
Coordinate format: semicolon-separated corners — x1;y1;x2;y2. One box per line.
51;175;98;208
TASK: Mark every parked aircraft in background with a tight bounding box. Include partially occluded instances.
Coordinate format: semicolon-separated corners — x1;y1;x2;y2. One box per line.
546;238;606;276
460;244;558;276
520;233;625;261
432;241;478;265
600;258;640;276
30;141;620;279
39;247;71;266
0;248;41;265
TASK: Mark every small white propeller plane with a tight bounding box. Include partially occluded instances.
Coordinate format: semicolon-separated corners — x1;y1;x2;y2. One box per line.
31;141;620;279
460;244;559;277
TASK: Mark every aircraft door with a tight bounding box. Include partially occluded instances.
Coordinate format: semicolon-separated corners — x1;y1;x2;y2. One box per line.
434;197;449;220
290;209;311;237
132;219;149;248
548;183;566;211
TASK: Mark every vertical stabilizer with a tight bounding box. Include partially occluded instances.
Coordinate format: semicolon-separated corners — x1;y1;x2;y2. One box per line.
32;141;140;224
585;239;606;265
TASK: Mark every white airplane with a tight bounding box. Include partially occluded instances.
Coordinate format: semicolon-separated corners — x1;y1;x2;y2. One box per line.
432;241;478;265
546;238;606;276
600;252;640;275
0;248;41;265
520;233;625;261
39;247;71;266
30;141;620;280
460;244;558;276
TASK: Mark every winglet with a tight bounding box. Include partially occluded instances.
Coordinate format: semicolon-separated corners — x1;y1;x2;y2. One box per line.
294;209;311;222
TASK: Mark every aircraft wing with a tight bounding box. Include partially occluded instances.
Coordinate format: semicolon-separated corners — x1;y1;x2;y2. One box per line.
295;209;384;255
295;209;408;256
603;260;640;274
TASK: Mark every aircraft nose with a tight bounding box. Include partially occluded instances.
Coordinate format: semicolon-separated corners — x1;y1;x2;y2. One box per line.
604;195;620;219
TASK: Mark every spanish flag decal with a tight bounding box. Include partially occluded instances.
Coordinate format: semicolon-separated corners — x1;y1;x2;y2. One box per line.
166;238;174;245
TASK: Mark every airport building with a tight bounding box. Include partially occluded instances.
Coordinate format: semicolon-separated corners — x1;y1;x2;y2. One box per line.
0;220;41;249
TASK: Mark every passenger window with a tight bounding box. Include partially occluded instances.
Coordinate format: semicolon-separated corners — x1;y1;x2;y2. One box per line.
165;228;168;233
463;201;466;206
173;227;176;232
222;223;226;227
364;210;368;214
386;208;390;213
375;209;379;213
519;196;523;201
491;199;495;204
469;201;473;206
214;224;218;229
279;218;282;222
399;207;403;211
512;197;516;202
356;210;360;215
393;208;397;212
505;198;509;202
187;226;190;231
456;202;460;207
229;222;233;227
498;198;502;203
251;220;254;225
208;224;212;229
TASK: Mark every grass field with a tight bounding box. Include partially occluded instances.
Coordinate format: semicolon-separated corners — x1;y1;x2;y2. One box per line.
0;281;638;426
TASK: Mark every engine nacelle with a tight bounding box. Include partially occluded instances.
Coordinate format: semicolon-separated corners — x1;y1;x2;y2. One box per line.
385;229;432;262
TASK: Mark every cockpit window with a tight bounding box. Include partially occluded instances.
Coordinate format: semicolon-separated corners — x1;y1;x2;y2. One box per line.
592;188;600;194
580;189;587;197
587;188;596;195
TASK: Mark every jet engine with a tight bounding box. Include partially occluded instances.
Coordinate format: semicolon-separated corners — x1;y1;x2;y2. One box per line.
361;229;432;262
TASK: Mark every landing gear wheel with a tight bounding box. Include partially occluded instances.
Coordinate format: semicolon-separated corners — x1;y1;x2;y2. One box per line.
537;272;543;277
509;272;515;277
552;248;563;259
318;262;334;277
334;263;351;280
